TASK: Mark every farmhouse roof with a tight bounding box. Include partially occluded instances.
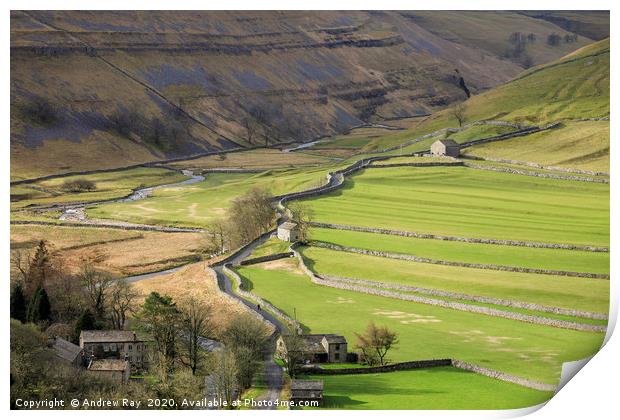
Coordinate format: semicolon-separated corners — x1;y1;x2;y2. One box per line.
434;139;459;147
52;337;82;363
279;221;298;231
80;330;138;343
322;334;347;344
291;380;324;391
88;359;129;372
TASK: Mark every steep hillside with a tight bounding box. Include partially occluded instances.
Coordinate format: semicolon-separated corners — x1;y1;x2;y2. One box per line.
11;10;604;179
337;39;609;170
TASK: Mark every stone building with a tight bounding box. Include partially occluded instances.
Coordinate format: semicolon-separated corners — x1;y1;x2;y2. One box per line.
277;333;347;364
431;139;460;157
87;359;131;384
277;221;300;242
50;337;83;366
290;380;323;406
80;330;149;369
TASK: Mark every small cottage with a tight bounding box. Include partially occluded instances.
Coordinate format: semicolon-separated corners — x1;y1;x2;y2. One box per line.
87;359;131;384
277;221;300;242
277;334;348;364
290;380;323;406
431;139;460;157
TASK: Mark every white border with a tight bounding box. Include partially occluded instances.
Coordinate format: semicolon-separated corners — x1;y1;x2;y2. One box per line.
3;1;616;419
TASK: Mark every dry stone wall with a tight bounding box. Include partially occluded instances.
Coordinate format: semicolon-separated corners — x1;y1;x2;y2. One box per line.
310;222;609;253
321;274;607;320
451;360;556;392
461;155;610;176
291;245;606;332
464;163;609;183
311;241;609;279
222;264;302;334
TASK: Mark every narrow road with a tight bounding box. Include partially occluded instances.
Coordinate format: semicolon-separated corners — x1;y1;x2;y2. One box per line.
211;230;287;409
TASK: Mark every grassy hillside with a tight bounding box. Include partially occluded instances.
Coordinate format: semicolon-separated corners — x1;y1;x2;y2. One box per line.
314;38;609;171
11;10;599;179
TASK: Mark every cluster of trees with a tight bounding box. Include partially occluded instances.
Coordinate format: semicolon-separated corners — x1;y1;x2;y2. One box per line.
20;96;58;126
139;300;270;408
10;241;271;408
506;32;538;68
547;33;579;46
10;240;137;344
205;187;275;255
239;99;306;146
10;319;205;409
107;106;189;152
211;313;271;406
62;178;97;192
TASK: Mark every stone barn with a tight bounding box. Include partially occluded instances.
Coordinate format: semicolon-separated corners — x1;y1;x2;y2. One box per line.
277;333;347;364
290;380;323;406
431;139;460;157
277;221;300;242
87;359;131;384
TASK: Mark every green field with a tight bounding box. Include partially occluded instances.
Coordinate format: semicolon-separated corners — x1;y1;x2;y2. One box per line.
465;121;610;172
302;166;609;246
249;236;292;259
302;367;552;409
309;227;609;274
87;167;332;228
301;246;609;314
11;167;187;210
235;259;604;384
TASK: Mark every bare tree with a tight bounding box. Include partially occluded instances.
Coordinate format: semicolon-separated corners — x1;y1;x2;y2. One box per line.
227;188;274;248
211;349;239;408
78;264;114;320
277;331;307;378
451;103;467;127
287;202;314;243
222;314;270;390
355;322;399;366
108;280;137;330
11;250;32;287
178;298;212;375
206;219;228;255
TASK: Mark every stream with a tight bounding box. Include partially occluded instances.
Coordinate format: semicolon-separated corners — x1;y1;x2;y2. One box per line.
59;169;205;223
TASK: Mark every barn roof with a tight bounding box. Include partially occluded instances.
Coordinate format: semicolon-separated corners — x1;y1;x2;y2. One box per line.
291;380;324;391
434;139;459;147
80;330;138;343
52;337;82;363
279;221;298;231
322;334;347;344
88;359;129;372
